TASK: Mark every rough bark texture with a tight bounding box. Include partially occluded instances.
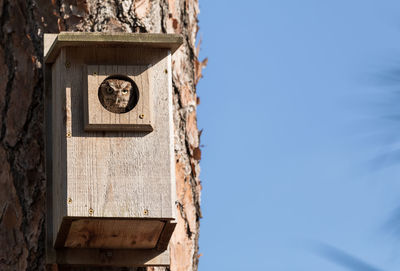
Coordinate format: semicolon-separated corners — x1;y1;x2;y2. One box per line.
0;1;204;270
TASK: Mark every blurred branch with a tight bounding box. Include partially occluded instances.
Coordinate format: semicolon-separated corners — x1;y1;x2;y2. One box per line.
312;242;383;271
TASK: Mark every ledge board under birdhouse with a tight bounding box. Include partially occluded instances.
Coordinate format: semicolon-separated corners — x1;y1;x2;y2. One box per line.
43;32;182;267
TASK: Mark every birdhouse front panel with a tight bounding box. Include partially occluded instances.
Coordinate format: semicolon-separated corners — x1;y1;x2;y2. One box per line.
56;45;175;224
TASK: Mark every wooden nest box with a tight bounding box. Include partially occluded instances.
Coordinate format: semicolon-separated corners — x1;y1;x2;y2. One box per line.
44;32;182;267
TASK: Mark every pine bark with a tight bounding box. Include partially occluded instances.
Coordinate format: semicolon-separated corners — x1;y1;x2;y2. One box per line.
0;1;204;270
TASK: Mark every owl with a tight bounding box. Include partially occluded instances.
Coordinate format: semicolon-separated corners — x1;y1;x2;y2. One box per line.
98;78;135;113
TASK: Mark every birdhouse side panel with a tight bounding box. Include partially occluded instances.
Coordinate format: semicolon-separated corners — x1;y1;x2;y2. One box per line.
51;48;69;245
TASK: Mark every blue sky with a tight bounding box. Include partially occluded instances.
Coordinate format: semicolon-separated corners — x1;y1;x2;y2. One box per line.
197;1;400;270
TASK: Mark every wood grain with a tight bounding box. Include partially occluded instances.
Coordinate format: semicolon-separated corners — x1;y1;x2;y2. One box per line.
85;64;152;131
47;248;170;267
44;32;183;64
51;48;68;246
64;219;165;249
45;34;177;261
63;46;174;220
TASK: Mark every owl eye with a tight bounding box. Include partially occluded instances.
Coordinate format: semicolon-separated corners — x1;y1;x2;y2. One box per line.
122;89;128;94
106;87;113;94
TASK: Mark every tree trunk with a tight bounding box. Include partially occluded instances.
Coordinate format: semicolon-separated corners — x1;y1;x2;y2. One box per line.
0;1;203;270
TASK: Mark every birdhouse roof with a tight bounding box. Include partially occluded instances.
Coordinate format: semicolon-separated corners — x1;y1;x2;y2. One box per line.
44;32;183;64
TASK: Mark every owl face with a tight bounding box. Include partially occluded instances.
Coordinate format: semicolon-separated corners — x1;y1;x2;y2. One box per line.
99;79;133;113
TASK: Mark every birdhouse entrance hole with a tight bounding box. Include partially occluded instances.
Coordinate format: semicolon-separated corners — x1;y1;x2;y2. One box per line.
98;75;140;114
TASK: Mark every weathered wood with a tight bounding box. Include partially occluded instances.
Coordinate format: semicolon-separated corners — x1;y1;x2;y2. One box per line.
44;34;58;57
45;32;183;64
64;219;165;249
84;64;152;131
156;220;177;251
51;48;68;246
47;248;170;267
45;33;178;266
61;46;174;220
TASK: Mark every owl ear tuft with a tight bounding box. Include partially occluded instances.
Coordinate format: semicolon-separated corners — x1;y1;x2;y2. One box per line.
120;81;130;89
101;81;110;88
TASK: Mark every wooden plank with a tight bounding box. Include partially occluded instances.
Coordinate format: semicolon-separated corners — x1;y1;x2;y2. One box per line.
44;32;183;63
167;50;177;217
48;248;170;267
85;65;99;126
44;57;54;265
50;52;59;247
127;64;141;126
106;64;116;125
52;48;68;246
97;66;109;124
135;49;144;126
115;41;130;126
64;219;165;249
141;63;151;126
44;34;58;57
85;64;152;131
53;219;73;249
156;221;176;251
